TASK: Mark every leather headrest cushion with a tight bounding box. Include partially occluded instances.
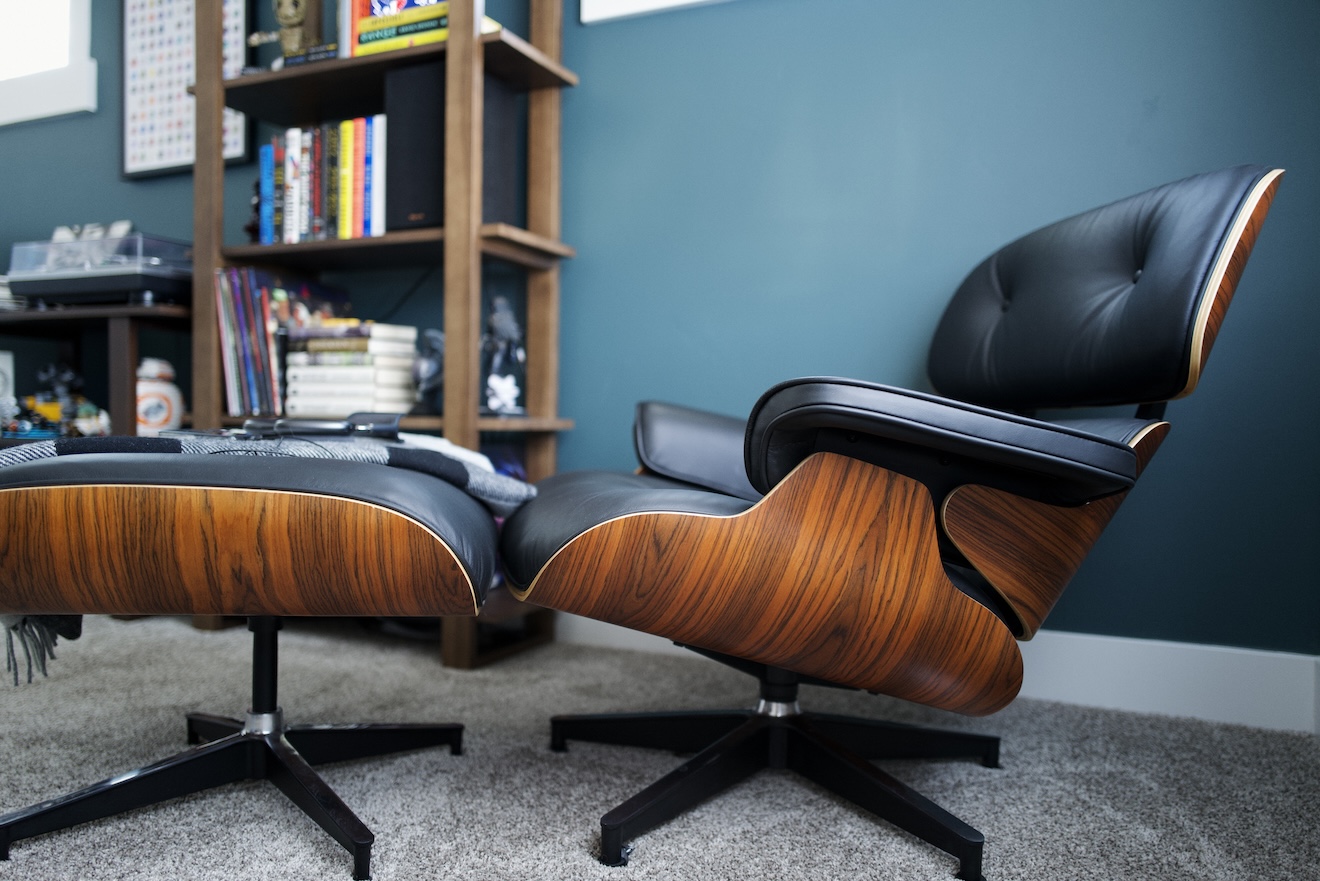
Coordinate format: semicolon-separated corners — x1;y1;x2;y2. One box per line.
927;165;1276;410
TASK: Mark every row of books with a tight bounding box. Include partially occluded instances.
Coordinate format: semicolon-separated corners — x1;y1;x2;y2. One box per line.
259;117;387;246
285;321;420;417
213;266;352;417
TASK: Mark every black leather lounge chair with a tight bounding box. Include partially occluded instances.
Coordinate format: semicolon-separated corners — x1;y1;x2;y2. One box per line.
500;165;1284;879
0;436;506;879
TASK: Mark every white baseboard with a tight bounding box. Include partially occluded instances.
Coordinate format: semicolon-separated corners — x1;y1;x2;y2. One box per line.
555;616;1319;735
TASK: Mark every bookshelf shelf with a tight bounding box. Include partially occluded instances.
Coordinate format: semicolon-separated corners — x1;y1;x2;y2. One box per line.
221;223;575;272
221;30;577;125
192;1;573;669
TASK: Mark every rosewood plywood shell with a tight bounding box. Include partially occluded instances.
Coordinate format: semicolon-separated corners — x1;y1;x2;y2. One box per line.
942;423;1171;638
516;452;1023;716
0;485;478;618
1180;169;1283;398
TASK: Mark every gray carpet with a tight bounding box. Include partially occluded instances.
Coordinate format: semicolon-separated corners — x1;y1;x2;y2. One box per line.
2;615;1316;880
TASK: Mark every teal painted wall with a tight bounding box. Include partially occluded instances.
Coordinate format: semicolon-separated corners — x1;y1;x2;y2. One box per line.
553;0;1320;656
0;1;1315;654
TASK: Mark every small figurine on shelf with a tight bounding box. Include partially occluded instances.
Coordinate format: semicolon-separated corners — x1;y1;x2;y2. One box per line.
411;328;445;415
248;0;324;63
480;297;526;416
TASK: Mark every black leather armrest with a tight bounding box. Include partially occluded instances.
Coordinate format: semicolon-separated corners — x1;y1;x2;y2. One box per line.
746;377;1143;505
633;401;761;501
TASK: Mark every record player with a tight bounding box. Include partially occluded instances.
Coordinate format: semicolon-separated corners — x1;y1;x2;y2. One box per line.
7;232;192;306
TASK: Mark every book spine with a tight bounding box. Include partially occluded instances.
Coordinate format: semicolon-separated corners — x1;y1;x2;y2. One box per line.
227;268;256;414
310;125;324;240
285;365;415;386
299;128;313;242
213;269;241;417
256;271;282;415
370;113;386;236
363;115;374;240
355;23;448;56
338;118;356;239
323;122;340;238
353;117;366;238
272;137;285;244
283;127;301;244
237;268;271;414
258;143;275;245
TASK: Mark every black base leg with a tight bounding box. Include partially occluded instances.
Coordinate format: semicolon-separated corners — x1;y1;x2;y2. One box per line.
187;712;244;744
598;717;770;865
790;722;985;881
0;734;255;856
266;735;375;881
552;710;751;754
808;713;1000;768
285;722;464;764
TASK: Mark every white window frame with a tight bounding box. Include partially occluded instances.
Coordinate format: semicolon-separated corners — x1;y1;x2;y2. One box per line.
0;0;98;128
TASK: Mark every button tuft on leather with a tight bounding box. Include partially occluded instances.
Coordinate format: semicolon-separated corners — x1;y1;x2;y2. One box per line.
1132;268;1143;283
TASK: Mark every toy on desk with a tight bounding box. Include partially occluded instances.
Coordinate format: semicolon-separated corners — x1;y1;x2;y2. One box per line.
3;364;111;439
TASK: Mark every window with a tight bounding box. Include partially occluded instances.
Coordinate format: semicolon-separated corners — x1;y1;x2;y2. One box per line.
0;0;97;127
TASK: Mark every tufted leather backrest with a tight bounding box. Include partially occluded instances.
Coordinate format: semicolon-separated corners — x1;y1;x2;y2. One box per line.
927;165;1283;411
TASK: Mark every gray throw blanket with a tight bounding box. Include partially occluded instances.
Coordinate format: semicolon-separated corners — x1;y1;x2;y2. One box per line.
0;434;537;683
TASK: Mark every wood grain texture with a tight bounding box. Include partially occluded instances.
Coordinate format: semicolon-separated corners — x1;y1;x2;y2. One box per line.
442;0;486;451
1180;169;1283;398
515;452;1024;716
941;423;1171;639
0;485;478;618
191;0;227;428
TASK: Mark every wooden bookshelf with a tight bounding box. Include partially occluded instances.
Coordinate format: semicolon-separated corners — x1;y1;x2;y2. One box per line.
191;1;574;668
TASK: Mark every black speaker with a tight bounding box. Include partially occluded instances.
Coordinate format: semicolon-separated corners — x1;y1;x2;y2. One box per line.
384;62;519;231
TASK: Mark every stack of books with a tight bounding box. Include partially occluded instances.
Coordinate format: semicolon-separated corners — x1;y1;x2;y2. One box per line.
284;320;419;417
348;2;501;58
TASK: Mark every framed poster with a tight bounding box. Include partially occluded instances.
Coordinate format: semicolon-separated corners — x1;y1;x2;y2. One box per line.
123;0;248;177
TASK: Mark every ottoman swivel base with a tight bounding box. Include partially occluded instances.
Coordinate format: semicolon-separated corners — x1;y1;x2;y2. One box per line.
0;618;462;880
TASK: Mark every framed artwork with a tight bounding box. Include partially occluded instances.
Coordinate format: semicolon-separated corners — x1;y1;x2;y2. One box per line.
123;0;248;177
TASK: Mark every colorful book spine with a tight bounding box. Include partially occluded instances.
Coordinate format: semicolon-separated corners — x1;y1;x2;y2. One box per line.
363;115;375;239
370;113;386;236
353;117;367;239
338;118;356;239
258;142;275;245
283;127;301;245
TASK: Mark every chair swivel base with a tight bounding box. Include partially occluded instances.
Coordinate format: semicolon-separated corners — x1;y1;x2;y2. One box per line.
552;668;997;881
0;618;462;880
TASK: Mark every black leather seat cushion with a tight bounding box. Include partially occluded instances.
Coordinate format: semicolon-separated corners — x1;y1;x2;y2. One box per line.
0;454;500;596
